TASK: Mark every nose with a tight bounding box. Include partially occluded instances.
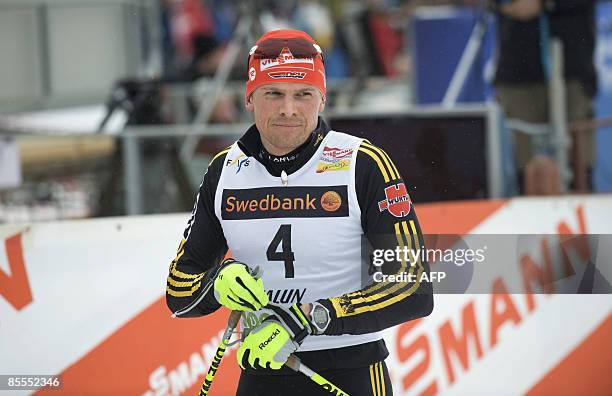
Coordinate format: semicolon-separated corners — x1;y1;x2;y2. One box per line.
278;95;298;117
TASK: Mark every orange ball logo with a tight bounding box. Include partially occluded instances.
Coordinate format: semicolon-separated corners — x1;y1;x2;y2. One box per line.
321;191;342;212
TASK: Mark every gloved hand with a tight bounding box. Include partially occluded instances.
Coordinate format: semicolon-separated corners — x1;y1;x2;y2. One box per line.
237;319;297;370
237;304;313;370
213;259;268;311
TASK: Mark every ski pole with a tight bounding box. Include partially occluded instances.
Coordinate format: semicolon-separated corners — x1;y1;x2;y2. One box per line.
197;268;348;395
198;266;263;395
286;355;351;396
198;310;241;396
198;317;351;396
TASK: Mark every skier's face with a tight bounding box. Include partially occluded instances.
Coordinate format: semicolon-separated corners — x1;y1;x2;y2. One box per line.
246;83;325;156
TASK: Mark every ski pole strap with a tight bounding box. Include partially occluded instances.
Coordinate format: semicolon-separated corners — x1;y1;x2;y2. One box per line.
266;303;312;344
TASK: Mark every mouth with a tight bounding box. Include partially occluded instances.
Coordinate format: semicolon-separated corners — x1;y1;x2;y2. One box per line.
274;123;302;128
272;119;303;128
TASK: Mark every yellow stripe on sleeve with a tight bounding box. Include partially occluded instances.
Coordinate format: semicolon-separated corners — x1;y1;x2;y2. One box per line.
344;220;410;298
350;221;423;314
352;273;423;313
402;220;419;278
331;219;424;316
361;142;398;180
167;273;204;288
341;222;413;314
410;219;419;239
358;147;390;183
166;281;202;297
169;260;201;280
167;239;206;297
343;222;407;298
169;240;186;267
364;142;400;180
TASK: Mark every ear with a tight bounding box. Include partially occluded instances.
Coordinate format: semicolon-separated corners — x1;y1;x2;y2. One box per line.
318;96;326;113
245;93;254;113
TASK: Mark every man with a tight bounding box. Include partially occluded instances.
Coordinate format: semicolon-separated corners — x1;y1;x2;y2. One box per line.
494;0;597;192
166;29;433;395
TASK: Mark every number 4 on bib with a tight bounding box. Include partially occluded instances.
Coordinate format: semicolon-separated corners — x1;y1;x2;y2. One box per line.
267;224;295;278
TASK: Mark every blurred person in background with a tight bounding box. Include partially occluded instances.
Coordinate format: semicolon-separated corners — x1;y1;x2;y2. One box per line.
259;0;297;30
162;0;229;81
364;0;407;78
161;0;243;125
493;0;597;193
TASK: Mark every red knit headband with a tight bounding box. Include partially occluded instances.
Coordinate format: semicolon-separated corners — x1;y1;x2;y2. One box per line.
245;29;326;100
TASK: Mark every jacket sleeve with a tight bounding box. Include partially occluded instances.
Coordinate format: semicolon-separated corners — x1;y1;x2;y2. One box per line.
166;148;230;317
317;141;434;335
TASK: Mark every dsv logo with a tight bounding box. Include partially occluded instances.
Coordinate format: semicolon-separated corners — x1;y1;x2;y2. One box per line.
259;328;280;349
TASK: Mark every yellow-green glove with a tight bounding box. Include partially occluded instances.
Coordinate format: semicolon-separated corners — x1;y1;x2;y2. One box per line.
213;259;268;311
237;318;298;370
237;303;313;370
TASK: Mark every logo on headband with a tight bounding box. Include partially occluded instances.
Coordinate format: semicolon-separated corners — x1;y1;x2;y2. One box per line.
268;71;307;79
260;49;315;72
249;67;256;81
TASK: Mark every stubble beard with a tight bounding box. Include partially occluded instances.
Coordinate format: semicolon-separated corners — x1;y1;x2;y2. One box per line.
264;125;311;155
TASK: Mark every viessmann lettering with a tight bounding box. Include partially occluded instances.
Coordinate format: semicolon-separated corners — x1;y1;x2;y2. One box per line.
221;186;349;219
226;194;316;212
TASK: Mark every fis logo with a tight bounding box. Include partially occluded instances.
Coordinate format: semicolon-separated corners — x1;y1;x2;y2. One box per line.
378;183;411;217
226;154;250;174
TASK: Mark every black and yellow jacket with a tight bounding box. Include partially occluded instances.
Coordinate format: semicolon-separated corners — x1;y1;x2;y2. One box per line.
166;118;433;372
